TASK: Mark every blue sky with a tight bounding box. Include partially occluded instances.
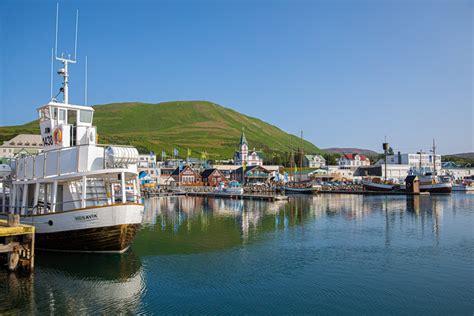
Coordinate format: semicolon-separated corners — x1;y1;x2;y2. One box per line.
0;0;472;154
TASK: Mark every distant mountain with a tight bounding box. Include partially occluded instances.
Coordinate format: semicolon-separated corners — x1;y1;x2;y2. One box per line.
324;147;379;157
447;152;474;159
0;101;323;159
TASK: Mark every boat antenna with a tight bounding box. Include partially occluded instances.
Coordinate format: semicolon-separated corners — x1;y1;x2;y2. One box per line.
53;3;79;105
50;47;54;100
85;56;88;105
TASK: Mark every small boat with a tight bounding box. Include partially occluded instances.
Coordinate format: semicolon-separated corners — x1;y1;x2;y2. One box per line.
362;178;401;192
217;181;244;195
284;182;321;194
452;177;474;192
400;171;452;194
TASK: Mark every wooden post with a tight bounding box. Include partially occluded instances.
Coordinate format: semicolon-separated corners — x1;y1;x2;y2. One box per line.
7;214;20;227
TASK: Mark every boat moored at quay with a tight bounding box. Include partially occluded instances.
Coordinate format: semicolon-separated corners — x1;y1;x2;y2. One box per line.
0;15;144;253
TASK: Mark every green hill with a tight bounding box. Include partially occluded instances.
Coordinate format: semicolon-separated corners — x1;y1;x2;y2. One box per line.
0;101;322;160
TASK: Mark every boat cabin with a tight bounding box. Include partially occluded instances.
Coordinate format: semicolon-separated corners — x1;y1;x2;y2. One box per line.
38;101;96;150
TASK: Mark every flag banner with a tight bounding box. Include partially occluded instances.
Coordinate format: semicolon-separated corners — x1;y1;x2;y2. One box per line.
187;148;191;157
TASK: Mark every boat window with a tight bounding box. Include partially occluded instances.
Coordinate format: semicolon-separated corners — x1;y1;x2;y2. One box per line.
59;109;66;121
53;107;58;120
68;110;77;126
39;107;51;122
79;110;93;123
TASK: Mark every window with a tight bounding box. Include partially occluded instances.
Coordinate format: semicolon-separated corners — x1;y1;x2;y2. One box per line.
79;110;93;123
53;108;58;120
59;109;66;121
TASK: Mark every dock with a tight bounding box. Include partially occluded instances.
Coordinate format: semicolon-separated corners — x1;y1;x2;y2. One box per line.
186;192;289;201
0;215;35;272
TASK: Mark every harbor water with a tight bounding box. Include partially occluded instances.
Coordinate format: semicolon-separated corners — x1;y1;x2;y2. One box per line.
1;194;473;314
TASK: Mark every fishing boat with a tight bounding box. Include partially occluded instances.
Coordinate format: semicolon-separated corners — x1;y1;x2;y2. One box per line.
399;171;452;194
0;7;144;253
283;131;320;194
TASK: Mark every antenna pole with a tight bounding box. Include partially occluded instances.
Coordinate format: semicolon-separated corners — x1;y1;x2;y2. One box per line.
432;139;436;175
50;47;54;100
55;3;59;58
74;10;79;61
85;56;88;105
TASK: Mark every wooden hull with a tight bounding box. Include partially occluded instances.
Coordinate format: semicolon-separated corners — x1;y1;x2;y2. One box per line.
36;223;141;253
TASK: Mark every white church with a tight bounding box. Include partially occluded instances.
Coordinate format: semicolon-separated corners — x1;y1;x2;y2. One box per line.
233;130;263;167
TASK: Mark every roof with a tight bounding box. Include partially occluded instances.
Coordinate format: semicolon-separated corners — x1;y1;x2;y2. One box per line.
2;134;43;147
342;153;369;161
305;154;326;161
201;168;219;178
171;165;195;176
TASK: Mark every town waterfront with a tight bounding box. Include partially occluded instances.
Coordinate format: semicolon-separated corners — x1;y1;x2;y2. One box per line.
1;193;473;314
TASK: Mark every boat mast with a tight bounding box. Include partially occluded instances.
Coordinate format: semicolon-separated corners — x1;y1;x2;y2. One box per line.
299;131;303;182
383;139;389;182
431;139;437;175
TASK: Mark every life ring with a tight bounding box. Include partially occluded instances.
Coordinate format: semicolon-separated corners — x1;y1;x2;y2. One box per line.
53;127;62;144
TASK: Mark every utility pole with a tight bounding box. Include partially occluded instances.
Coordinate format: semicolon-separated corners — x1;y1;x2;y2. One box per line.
382;140;389;182
431;139;437;175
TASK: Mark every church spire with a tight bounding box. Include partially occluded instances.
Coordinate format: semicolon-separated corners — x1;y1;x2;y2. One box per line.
240;127;248;146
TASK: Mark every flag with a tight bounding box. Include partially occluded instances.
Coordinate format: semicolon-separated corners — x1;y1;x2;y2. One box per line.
161;150;166;160
294;165;298;173
173;148;178;157
284;172;288;182
187;148;191;157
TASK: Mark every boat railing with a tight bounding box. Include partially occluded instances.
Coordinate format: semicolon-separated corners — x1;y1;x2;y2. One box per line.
14;143;136;181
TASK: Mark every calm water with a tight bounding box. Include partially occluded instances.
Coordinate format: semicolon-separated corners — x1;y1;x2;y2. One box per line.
1;194;473;315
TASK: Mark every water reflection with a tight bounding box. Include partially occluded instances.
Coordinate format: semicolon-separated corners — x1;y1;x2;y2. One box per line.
0;251;145;314
1;194;471;315
135;194;453;256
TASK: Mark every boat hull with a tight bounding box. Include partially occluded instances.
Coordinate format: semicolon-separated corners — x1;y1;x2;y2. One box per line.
362;181;395;192
420;183;452;194
0;203;144;253
284;187;319;194
36;223;141;253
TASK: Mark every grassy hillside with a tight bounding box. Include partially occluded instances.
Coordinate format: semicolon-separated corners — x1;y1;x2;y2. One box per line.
0;101;322;160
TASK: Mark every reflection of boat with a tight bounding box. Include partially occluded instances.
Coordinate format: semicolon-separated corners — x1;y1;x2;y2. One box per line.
217;181;244;195
0;11;144;253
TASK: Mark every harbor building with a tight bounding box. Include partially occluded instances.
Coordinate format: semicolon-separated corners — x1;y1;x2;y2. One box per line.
303;155;326;168
385;152;442;172
356;164;411;180
233;130;263;167
138;153;159;186
201;168;227;186
337;153;371;168
170;165;202;186
231;165;270;184
0;134;43;159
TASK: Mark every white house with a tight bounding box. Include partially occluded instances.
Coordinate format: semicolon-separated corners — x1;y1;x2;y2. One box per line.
233;130;263;167
303;155;326;168
138;153;159;184
0;134;43;159
337;153;371;167
385;152;442;172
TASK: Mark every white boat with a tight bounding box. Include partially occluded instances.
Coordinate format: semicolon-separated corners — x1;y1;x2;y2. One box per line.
452;178;474;192
0;12;144;253
217;181;244;195
284;182;321;194
400;171;452;194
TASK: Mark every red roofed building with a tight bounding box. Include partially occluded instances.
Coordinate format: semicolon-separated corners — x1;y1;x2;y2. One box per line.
337;153;371;167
